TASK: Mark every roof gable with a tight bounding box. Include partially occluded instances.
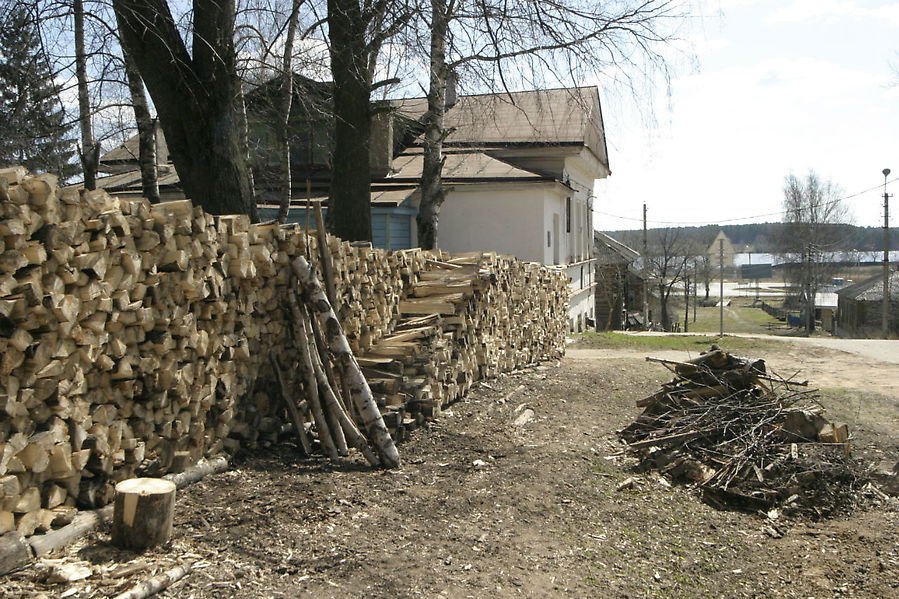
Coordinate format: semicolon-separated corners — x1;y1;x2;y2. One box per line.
392;87;608;169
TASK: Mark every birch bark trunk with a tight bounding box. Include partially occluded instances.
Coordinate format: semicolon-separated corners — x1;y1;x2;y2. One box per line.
291;256;399;467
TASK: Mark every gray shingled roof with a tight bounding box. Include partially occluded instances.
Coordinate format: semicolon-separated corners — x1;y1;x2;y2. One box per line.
390;150;550;182
837;270;899;301
594;231;640;265
393;87;608;168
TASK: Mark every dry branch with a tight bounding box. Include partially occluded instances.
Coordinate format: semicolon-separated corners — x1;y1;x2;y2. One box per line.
621;346;864;514
112;561;193;599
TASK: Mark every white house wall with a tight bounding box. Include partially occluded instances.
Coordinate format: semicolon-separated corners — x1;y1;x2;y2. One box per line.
436;183;546;262
563;153;597;264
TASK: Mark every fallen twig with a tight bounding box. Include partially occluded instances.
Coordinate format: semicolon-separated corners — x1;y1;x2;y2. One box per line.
113;562;193;599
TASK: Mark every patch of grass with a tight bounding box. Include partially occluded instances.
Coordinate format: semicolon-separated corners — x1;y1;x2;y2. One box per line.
570;332;791;355
684;302;785;335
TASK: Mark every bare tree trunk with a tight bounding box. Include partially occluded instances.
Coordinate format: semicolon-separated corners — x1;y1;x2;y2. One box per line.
276;0;302;223
658;282;670;331
113;0;257;219
74;0;99;190
122;46;159;203
237;91;257;215
326;0;372;242
417;0;449;250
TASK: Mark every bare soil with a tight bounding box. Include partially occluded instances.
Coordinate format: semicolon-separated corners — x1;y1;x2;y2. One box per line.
5;339;899;599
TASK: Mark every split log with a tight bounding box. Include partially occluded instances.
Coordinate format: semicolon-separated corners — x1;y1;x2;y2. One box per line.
111;478;176;550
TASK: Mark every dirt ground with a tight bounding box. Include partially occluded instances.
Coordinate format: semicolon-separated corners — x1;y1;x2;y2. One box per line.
5;338;899;599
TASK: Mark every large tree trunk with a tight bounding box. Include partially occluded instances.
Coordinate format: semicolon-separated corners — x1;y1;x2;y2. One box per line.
276;0;302;223
113;0;257;220
417;0;449;250
326;0;372;242
122;47;159;203
658;282;671;331
74;0;99;190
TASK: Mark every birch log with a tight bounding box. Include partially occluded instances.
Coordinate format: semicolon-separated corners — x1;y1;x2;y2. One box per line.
298;305;347;456
286;288;338;459
292;256;399;468
113;562;193;599
307;326;379;467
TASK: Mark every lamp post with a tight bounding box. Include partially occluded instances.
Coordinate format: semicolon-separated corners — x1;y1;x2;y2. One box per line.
883;168;891;339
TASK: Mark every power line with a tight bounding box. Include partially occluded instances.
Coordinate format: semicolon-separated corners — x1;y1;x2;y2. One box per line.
595;177;895;228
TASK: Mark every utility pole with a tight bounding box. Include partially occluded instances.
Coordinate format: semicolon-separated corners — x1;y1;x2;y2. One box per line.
883;168;891;339
683;272;689;333
719;238;724;337
642;203;649;329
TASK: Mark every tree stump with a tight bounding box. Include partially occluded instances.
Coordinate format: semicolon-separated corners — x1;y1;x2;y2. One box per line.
111;478;176;550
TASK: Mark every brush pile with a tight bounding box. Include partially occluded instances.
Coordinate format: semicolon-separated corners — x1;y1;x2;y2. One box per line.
619;346;866;517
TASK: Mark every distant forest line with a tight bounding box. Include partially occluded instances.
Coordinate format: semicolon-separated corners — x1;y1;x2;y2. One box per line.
604;223;897;253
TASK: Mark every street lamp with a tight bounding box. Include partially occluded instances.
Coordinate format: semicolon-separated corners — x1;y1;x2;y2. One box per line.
883;168;891;339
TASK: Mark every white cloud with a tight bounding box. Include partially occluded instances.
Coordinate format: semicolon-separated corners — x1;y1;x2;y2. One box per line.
768;0;899;27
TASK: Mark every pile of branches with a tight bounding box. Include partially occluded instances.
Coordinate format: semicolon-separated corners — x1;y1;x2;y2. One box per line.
619;346;866;517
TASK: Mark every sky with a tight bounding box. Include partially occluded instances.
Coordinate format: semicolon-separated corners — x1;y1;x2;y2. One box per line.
594;0;899;232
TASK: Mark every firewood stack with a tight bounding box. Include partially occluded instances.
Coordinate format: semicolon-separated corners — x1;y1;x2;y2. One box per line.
359;251;568;431
619;346;864;515
0;167;568;539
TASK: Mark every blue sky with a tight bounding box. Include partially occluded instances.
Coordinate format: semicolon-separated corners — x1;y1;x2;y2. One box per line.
595;0;899;231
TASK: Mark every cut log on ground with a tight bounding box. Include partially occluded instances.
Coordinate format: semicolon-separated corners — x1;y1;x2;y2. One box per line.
111;478;176;550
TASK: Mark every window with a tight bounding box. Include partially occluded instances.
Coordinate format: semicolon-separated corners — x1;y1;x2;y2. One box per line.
565;197;571;233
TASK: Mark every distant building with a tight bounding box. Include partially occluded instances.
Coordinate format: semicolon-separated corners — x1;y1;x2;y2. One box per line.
708;231;736;268
836;270;899;338
594;232;642;330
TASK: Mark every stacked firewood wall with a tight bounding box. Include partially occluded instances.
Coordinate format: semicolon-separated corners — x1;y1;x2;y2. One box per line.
361;252;567;425
0;167;567;538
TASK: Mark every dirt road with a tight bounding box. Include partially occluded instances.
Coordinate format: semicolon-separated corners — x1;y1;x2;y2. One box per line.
6;338;899;599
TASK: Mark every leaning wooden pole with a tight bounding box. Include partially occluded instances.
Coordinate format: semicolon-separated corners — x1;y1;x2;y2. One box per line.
271;356;312;455
298;304;348;456
286;288;338;458
313;200;339;308
308;332;380;467
292;256;400;468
